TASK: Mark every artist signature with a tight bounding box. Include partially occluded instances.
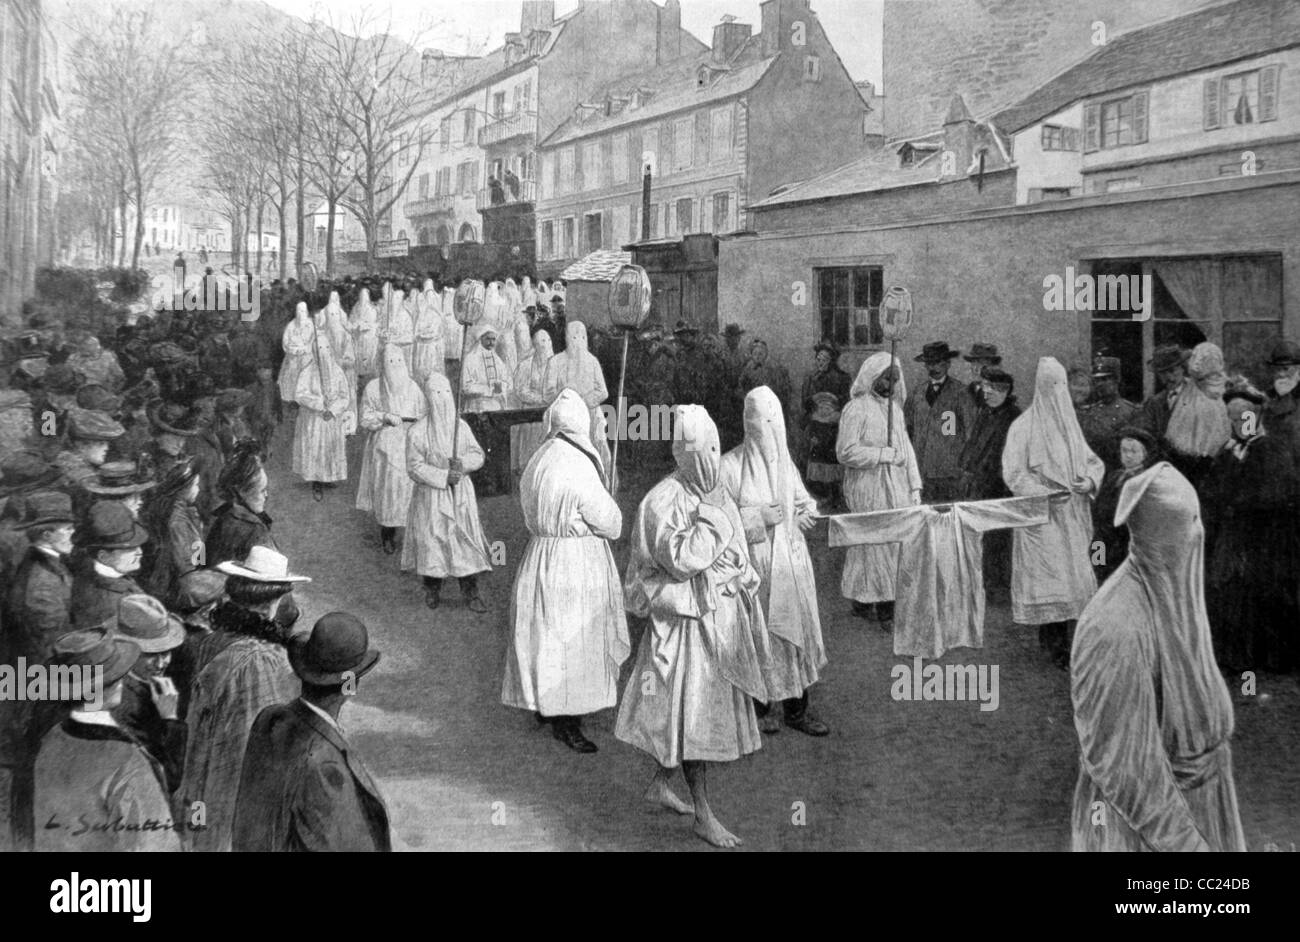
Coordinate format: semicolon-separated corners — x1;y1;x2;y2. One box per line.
43;813;205;835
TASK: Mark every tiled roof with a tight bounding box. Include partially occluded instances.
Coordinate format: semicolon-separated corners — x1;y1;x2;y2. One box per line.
542;38;777;147
561;250;633;282
752;118;1012;208
995;0;1300;132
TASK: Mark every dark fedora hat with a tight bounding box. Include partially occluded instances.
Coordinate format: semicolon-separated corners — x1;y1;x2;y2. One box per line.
1147;344;1191;372
16;490;75;530
115;594;185;654
84;461;156;497
52;626;139;690
75;501;149;551
148;400;200;437
723;323;747;338
963;342;1002;363
915;341;962;363
289;612;380;686
0;452;61;496
672;319;699;336
1264;340;1300;367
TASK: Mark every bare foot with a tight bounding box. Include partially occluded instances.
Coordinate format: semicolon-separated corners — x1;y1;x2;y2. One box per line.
693;815;743;848
644;779;693;815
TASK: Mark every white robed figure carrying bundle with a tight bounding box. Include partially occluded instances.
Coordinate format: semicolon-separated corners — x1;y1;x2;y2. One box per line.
293;310;353;500
615;405;768;849
720;385;828;735
402;372;493;612
357;344;427;554
501;388;629;753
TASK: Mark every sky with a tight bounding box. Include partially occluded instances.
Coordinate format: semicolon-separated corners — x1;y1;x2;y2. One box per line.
254;0;884;87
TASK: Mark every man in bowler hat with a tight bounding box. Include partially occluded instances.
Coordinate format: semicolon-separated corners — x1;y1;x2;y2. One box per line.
232;612;391;852
905;341;976;502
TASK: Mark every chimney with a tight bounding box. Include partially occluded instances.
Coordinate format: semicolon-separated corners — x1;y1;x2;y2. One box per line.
521;0;555;34
711;16;752;65
760;0;810;57
942;93;975;176
658;0;682;65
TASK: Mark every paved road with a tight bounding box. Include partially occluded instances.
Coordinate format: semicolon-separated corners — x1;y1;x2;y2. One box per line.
263;421;1300;851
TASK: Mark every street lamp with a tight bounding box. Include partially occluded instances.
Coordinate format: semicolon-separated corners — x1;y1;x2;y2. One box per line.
449;279;486;479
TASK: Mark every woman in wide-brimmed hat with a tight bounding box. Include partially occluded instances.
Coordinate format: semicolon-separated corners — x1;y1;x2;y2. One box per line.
800;340;851;507
141;457;204;607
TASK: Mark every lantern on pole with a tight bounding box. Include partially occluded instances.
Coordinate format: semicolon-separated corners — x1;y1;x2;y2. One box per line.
449;280;486;480
607;264;653;494
880;285;914;447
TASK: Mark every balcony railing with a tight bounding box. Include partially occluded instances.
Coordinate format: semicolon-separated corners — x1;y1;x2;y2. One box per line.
478;110;538;147
477;178;537;211
404;194;457;216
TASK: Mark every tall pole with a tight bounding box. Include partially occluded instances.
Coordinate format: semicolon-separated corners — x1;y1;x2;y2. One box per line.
449;323;467;490
641;165;652;241
611;331;630;495
886;339;897;448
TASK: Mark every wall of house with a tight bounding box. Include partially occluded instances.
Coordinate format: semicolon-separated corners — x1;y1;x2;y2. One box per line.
1012;102;1086;203
1083;136;1300;193
1081;48;1300;174
746;0;868;212
720;173;1300;402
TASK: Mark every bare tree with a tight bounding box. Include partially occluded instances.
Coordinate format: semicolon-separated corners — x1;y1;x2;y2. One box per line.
66;8;195;270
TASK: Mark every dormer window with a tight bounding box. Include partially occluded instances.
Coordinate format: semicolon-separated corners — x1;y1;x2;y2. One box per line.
697;66;712;88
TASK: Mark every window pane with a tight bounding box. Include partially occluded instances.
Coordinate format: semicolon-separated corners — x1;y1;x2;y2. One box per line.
1223;321;1281;385
1220;255;1282;320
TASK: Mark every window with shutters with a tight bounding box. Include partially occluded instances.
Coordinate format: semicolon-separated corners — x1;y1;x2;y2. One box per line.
583;212;604;252
541;221;555;258
559;148;575;194
710;106;733;161
440;116;454;152
804;55;822;83
675;198;693;235
1206;66;1280;130
712;192;731;232
673;117;693;171
462;110;476;142
1083;91;1149;152
418;173;429;199
583;142;602;190
562;217;575;256
493;92;507;118
611;134;629;184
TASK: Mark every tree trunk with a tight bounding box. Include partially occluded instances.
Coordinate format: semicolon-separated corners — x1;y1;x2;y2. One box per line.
277;190;288;282
255;201;265;275
117;196;128;267
325;194;338;278
131;182;145;270
294;159;306;280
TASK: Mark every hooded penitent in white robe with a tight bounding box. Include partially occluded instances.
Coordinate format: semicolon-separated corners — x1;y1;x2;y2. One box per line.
1002;357;1105;624
544;320;611;468
401;372;493;578
1165;342;1232;458
320;295;357;435
1071;462;1245;852
510;330;554;473
720;386;826;701
349;288;380;379
836;352;922;603
521;276;537;309
379;289;415;371
460;326;512;412
412;282;447;383
441;288;461;363
614;406;767;768
501;389;629;717
483;281;517;373
292;319;352;483
357;344;427;527
279;303;314;403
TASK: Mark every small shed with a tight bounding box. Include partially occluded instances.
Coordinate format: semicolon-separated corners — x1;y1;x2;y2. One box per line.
559;250;632;328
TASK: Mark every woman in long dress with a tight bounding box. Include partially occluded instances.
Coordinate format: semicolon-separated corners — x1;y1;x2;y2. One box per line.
721;385;828;736
292;312;353;500
402;372;493;612
836;352;921;627
357;344;427;555
279;302;314;405
501;388;628;752
510;329;555;479
1002;356;1105;668
412;280;446;383
615;405;767;849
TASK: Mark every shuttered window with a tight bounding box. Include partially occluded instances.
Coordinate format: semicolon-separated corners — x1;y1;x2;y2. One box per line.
1205;65;1280;130
1084;90;1149;152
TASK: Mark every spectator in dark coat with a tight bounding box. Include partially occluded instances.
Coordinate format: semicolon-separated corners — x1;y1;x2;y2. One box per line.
69;502;149;629
142;458;203;608
1136;344;1193;442
800;341;852;505
1263;340;1300;449
233;612;390;852
958;368;1020;500
111;594;188;795
206;442;276;565
0;491;76;852
905;341;976;502
1203;384;1300;673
